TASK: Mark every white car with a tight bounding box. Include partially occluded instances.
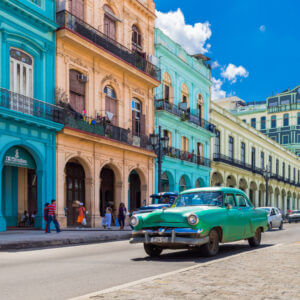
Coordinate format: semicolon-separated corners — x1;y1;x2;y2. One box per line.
260;207;283;230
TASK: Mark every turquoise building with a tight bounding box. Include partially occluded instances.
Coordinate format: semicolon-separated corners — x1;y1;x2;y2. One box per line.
154;29;215;193
0;0;63;231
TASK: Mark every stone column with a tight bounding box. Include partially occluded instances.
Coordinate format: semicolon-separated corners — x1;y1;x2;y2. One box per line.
92;166;101;228
254;190;259;207
35;170;45;229
56;150;67;228
270;192;274;207
282;194;287;214
244;188;249;199
85;177;94;227
0;166;7;232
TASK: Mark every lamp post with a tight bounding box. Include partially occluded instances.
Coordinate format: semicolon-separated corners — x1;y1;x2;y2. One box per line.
263;164;271;206
150;126;169;193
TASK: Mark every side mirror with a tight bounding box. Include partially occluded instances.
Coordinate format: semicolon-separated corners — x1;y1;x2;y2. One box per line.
226;203;233;209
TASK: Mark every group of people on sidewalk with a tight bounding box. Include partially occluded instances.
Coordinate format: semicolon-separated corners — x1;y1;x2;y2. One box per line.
103;202;128;230
43;200;129;232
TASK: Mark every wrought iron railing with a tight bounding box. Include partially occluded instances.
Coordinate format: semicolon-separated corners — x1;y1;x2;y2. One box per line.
0;88;64;123
214;153;300;187
268;103;300;113
62;108;150;150
155;99;216;133
56;10;161;81
166;147;211;168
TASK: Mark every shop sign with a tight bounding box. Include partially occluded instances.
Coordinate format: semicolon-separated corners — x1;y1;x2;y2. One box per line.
3;147;36;169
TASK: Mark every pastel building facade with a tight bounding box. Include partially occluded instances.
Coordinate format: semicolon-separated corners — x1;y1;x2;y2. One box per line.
0;0;63;231
55;0;160;227
154;29;214;193
211;103;300;212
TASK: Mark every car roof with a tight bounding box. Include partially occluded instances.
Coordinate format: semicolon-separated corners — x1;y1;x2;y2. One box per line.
150;192;178;197
180;187;247;196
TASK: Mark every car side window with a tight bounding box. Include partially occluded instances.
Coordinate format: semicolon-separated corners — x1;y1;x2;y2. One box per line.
224;194;236;207
236;194;249;207
271;209;276;216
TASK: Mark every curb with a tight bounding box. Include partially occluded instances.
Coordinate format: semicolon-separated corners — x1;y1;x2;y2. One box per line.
0;234;131;250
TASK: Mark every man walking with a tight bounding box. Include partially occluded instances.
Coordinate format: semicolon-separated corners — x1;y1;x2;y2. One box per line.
46;199;61;233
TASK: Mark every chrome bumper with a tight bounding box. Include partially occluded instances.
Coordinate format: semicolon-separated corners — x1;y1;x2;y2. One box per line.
130;228;209;246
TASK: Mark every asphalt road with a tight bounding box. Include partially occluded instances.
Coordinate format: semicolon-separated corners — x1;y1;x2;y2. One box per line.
0;223;299;300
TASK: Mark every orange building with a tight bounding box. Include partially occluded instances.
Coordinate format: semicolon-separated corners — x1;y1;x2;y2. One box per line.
55;0;160;227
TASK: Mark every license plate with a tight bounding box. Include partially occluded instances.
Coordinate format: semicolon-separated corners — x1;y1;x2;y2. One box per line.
151;237;169;243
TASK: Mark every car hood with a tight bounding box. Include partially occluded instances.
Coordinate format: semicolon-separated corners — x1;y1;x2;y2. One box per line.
141;206;220;224
290;213;300;217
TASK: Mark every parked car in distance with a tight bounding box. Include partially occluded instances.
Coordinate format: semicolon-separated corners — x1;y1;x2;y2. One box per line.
288;210;300;223
133;192;178;215
259;207;283;230
130;187;268;257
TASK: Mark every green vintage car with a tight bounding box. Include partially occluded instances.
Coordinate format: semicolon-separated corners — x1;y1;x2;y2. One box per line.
130;187;268;257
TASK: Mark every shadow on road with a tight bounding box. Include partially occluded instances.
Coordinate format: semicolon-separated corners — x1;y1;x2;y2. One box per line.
132;243;274;264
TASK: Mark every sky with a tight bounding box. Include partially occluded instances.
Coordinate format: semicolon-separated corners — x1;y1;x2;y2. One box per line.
155;0;300;102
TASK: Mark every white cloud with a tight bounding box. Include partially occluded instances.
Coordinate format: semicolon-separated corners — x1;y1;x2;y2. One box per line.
221;63;249;83
259;25;266;32
156;9;212;54
211;77;226;100
211;61;220;69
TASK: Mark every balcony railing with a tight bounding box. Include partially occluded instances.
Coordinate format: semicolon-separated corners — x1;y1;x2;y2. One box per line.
0;88;64;124
166;147;211;168
62;108;150;150
56;10;161;81
213;153;300;187
155;99;216;133
268;103;300;113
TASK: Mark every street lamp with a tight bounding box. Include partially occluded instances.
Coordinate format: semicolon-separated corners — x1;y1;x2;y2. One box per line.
263;164;271;206
150;126;169;193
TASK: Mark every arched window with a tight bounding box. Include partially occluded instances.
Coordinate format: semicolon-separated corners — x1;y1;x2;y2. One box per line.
197;93;204;119
163;72;172;103
132;98;145;136
104;85;118;125
10;49;33;97
163;129;172;147
103;5;116;40
132;25;142;50
68;0;84;19
181;83;189;109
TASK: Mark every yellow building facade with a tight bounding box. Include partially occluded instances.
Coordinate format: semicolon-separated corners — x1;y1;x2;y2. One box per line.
210;103;300;212
55;0;159;227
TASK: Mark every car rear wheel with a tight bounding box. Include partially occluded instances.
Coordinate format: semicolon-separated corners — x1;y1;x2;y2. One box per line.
248;228;261;247
279;221;283;230
201;229;220;257
144;243;163;258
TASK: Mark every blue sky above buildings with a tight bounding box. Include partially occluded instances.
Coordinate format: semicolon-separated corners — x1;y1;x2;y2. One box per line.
155;0;300;102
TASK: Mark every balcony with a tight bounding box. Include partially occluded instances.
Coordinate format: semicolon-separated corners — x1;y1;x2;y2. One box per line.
166;147;211;168
62;107;150;150
155;99;216;134
0;88;64;124
268;103;300;113
213;153;300;187
56;11;161;81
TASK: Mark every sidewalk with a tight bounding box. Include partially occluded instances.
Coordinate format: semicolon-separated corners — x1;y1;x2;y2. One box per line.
0;227;131;250
80;242;300;300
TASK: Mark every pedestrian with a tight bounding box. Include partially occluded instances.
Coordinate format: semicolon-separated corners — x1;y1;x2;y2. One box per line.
44;203;49;233
77;202;86;229
118;203;127;230
103;206;112;229
46;199;61;233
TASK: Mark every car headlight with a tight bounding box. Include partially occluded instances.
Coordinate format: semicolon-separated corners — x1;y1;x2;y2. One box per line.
130;216;139;227
187;214;199;226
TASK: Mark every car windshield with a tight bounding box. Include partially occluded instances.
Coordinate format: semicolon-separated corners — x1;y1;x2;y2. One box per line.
262;208;271;212
174;192;223;207
151;195;176;205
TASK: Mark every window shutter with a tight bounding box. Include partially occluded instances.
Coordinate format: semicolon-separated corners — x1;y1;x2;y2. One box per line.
140;114;146;135
132;111;136;136
69;0;84;19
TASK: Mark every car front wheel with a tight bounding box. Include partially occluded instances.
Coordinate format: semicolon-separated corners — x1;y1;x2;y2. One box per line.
201;229;220;257
144;243;163;258
248;228;261;247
